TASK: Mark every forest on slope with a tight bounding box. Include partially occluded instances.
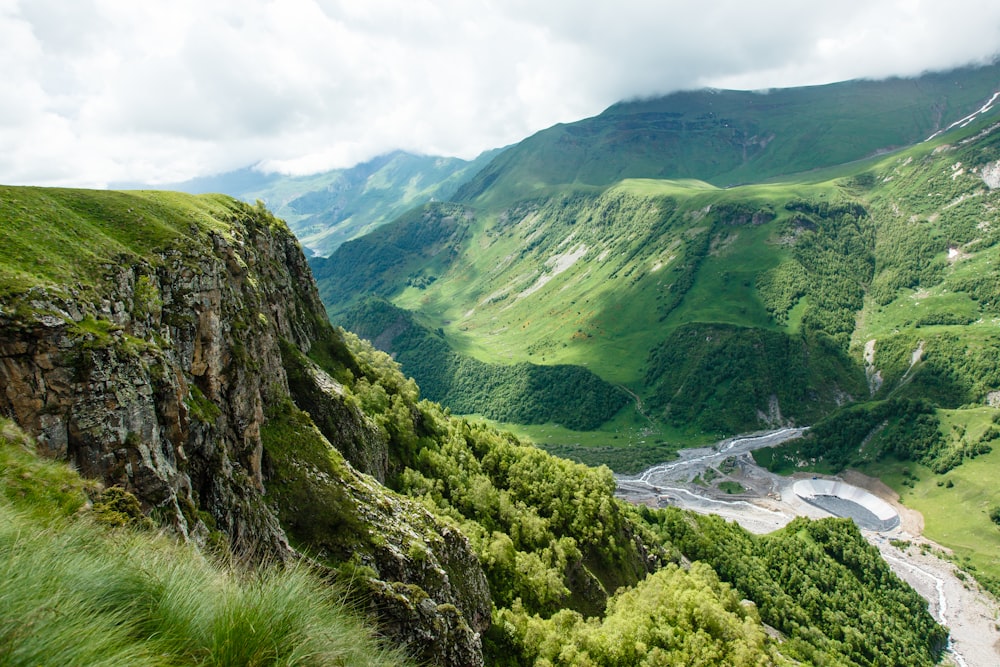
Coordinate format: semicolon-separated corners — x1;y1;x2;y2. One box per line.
314;63;1000;471
305;63;1000;599
0;186;947;665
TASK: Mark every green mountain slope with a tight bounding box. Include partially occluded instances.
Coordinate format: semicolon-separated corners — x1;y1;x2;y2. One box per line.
314;63;1000;470
455;63;1000;204
0;185;948;666
130;149;499;257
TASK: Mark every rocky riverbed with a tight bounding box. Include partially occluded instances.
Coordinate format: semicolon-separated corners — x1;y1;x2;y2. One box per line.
615;429;1000;667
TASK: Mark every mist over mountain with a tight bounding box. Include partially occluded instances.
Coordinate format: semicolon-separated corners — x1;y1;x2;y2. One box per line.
317;61;1000;465
455;62;1000;202
5;52;1000;666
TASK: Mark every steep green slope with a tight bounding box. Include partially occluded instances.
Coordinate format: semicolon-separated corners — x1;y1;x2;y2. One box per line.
853;122;1000;405
0;420;410;667
318;334;946;667
0;185;949;666
315;66;1000;463
456;62;1000;204
337;297;628;430
318;178;870;446
0;187;234;297
750;118;1000;595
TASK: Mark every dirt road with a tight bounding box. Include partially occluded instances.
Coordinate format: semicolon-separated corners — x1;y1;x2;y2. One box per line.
615;429;1000;666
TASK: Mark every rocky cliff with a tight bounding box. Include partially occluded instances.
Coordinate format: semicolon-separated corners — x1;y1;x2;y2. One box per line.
0;189;488;665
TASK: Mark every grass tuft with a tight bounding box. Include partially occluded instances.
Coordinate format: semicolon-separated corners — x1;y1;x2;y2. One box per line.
0;419;410;667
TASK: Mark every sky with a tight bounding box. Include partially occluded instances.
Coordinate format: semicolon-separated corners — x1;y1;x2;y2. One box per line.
2;0;1000;188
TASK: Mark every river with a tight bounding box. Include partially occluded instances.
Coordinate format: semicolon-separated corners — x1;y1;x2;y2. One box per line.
614;428;1000;666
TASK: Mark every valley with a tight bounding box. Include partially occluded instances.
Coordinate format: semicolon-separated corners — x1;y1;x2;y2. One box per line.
616;429;1000;667
296;62;1000;664
5;60;1000;666
0;182;963;666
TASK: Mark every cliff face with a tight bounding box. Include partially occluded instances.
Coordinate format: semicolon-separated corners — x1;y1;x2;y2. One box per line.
0;193;487;665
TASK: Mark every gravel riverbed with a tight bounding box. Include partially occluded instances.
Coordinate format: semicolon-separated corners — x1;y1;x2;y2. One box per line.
615;429;1000;667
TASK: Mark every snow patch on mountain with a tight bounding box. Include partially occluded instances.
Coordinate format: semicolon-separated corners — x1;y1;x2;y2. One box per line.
926;91;1000;141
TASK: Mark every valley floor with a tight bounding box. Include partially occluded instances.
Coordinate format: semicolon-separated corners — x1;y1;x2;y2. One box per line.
616;430;1000;667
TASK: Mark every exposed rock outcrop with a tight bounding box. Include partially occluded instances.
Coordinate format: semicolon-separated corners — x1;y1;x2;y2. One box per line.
0;200;488;665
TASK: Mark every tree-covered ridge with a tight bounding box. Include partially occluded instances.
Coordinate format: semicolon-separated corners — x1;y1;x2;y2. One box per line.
339;297;628;430
492;562;783;667
651;510;947;667
492;512;947;667
305;331;946;666
0;185;951;665
283;330;659;618
644;323;864;435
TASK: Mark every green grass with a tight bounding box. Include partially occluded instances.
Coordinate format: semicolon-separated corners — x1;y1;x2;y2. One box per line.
664;218;779;329
455;62;1000;206
717;481;745;494
862;446;1000;591
471;403;720;473
0;187;252;298
393;182;820;384
0;420;410;667
0;420;96;518
761;405;1000;592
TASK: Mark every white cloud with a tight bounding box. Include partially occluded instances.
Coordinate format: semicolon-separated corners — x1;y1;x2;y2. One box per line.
1;0;998;186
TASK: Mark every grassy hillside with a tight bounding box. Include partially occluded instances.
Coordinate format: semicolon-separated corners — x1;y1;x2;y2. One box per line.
749;116;1000;595
455;62;1000;205
0;420;409;667
315;63;1000;469
319;177;871;449
0;186;240;298
337;297;629;430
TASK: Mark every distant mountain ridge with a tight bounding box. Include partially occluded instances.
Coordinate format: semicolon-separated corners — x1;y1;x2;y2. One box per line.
315;61;1000;471
455;62;1000;203
120;149;501;256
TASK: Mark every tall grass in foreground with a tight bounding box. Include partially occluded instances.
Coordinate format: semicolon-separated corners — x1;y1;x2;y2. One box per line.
0;430;410;667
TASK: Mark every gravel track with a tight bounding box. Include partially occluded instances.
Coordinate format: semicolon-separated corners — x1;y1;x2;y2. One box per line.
615;429;1000;666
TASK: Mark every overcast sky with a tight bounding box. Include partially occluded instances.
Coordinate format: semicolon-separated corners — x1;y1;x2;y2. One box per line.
2;0;1000;187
